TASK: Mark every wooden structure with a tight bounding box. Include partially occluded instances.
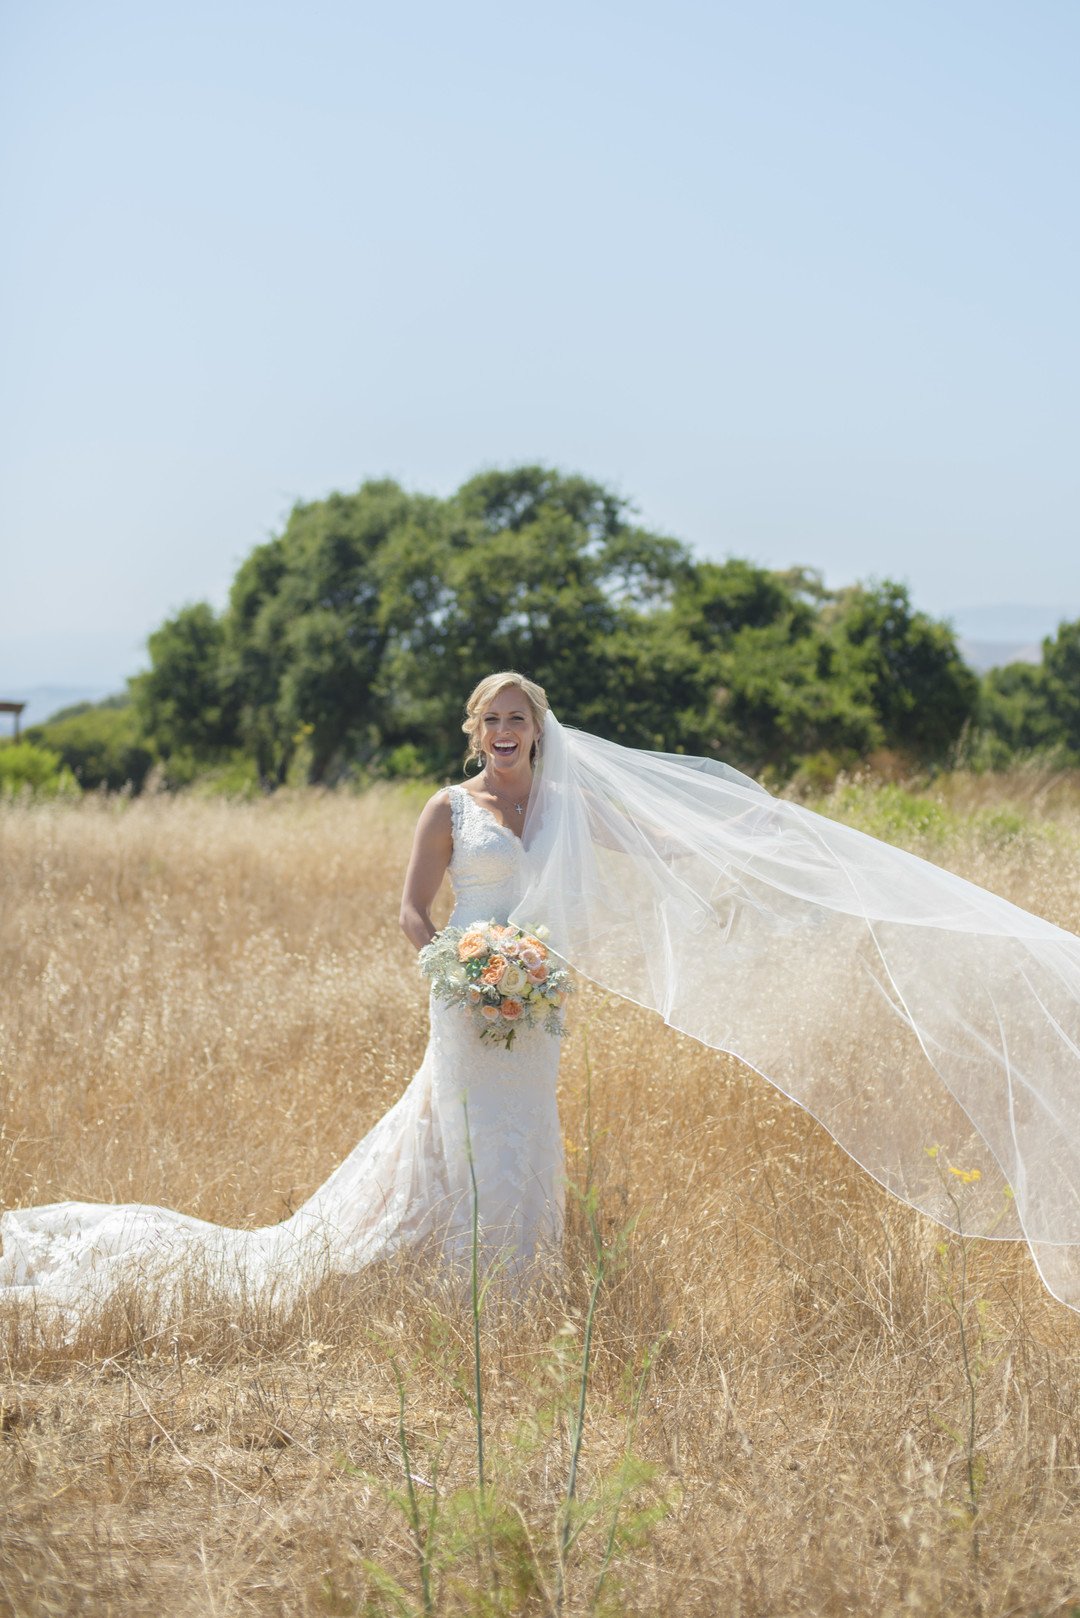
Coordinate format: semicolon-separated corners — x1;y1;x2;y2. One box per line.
1;701;26;740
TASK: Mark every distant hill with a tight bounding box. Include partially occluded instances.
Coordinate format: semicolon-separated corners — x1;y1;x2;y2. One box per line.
0;685;123;732
946;602;1078;644
946;603;1078;675
957;639;1043;675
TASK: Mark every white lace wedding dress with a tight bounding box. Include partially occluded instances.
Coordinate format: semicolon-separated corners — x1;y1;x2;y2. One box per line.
0;784;565;1322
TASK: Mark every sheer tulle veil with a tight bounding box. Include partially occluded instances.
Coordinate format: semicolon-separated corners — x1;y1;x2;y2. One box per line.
511;710;1080;1314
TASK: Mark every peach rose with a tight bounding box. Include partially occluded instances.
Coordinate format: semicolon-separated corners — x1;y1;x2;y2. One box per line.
500;998;525;1020
458;931;487;961
480;955;507;986
480;1002;501;1022
526;962;548;984
466;985;484;1005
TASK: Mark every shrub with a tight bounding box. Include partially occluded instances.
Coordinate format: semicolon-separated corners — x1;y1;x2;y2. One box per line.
187;753;263;799
0;741;81;799
381;742;431;780
27;703;153;792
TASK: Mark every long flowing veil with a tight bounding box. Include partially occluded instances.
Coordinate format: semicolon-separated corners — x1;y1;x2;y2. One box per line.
512;711;1080;1313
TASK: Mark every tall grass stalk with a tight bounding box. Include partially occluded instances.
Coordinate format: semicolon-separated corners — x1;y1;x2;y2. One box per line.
929;1148;993;1567
592;1334;666;1610
941;1184;982;1563
564;1197;605;1519
556;1189;607;1613
391;1354;435;1617
462;1096;485;1494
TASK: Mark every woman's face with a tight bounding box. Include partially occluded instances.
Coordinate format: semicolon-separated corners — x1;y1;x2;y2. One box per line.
479;686;540;776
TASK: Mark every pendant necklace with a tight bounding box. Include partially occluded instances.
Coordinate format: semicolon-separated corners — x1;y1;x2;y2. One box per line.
483;767;529;818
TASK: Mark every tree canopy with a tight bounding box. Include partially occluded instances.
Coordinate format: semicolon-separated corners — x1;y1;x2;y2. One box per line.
30;465;1078;791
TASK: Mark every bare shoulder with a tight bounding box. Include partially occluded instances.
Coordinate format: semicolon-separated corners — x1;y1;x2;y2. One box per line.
404;788;453;867
418;785;453;823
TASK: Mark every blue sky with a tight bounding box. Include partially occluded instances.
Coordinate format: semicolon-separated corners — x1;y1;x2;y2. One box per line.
1;0;1078;694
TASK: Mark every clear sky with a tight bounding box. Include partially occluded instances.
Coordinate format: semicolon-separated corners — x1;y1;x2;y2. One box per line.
2;0;1078;692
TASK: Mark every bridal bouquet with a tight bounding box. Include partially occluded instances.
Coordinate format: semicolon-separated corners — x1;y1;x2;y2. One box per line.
418;921;573;1049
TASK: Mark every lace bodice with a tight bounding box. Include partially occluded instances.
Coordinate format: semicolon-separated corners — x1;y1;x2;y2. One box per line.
447;784;526;927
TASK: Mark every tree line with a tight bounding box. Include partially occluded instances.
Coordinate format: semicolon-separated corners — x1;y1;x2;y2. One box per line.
15;466;1080;795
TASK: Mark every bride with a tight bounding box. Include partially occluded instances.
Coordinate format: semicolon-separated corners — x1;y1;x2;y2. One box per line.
3;668;1080;1320
0;672;565;1318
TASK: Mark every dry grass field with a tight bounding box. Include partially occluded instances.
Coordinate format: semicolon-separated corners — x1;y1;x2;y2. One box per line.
2;771;1080;1617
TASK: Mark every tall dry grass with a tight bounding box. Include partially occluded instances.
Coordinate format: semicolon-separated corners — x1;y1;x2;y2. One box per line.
1;777;1079;1617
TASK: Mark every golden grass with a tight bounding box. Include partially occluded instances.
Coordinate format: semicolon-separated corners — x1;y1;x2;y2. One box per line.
2;777;1080;1617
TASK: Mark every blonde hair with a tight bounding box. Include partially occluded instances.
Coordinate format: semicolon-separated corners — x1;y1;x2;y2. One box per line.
462;671;550;771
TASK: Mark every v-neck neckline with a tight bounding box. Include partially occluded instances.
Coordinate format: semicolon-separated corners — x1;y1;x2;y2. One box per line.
456;784;525;845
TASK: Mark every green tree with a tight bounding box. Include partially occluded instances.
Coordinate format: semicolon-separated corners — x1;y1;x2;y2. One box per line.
128;466;996;787
1043;618;1080;755
377;466;694;767
833;580;978;761
666;559;882;771
27;701;154;792
221;535;289;782
713;616;882;772
224;481;441;782
672;557;810;647
976;662;1056;756
133;602;238;760
573;614;714;752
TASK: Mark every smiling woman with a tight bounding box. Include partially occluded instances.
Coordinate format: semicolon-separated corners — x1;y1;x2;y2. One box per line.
466;672;547;824
0;670;567;1320
5;666;1080;1323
